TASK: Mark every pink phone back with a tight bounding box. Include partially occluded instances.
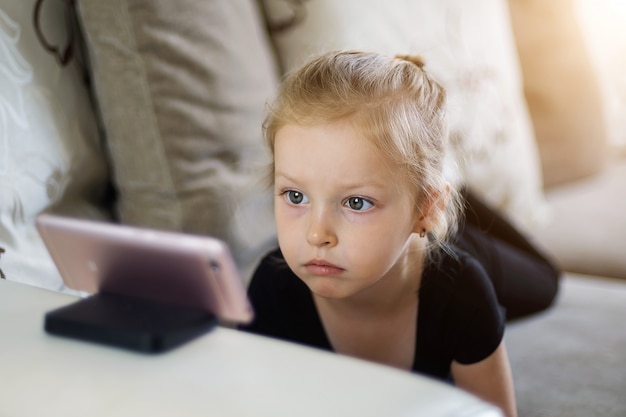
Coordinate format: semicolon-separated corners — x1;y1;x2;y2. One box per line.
36;214;254;324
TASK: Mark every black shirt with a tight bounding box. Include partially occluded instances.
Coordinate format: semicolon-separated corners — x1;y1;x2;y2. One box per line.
240;246;505;381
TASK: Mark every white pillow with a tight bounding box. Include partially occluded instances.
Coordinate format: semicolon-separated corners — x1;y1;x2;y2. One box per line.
0;1;110;292
264;0;549;230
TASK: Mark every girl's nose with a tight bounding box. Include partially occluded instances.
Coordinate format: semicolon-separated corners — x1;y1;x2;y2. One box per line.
306;211;338;248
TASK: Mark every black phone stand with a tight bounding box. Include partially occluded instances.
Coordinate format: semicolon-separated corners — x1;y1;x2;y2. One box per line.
44;292;217;353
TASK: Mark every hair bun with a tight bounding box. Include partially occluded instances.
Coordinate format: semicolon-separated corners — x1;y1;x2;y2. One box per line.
395;54;426;69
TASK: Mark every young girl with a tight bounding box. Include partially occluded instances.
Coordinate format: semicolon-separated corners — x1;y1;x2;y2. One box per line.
241;50;557;417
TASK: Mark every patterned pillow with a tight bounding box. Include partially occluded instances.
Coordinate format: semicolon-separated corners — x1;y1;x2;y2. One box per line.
262;0;549;230
0;0;111;291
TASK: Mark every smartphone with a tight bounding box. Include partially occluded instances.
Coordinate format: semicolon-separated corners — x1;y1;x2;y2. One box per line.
36;214;254;324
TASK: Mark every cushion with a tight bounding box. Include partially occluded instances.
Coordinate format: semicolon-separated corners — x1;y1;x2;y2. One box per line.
262;0;548;231
75;0;280;282
535;157;626;280
0;0;111;292
509;0;608;188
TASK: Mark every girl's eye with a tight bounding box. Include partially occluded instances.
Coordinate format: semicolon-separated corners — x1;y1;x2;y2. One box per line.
345;197;374;211
285;190;308;205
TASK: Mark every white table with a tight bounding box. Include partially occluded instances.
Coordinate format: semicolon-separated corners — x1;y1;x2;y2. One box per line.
0;279;502;417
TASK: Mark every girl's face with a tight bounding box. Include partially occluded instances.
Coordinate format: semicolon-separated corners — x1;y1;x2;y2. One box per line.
273;121;424;300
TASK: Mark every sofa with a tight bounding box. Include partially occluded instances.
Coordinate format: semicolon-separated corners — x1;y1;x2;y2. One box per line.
1;0;625;416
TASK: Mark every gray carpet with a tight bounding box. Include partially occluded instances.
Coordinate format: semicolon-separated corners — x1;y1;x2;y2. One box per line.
506;274;626;417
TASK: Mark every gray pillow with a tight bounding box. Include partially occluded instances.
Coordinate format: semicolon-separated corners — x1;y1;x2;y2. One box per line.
76;0;279;282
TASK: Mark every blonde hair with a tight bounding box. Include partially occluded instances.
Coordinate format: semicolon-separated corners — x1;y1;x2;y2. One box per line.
263;50;462;253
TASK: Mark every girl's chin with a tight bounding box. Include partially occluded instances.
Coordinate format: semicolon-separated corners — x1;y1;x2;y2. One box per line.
300;275;354;299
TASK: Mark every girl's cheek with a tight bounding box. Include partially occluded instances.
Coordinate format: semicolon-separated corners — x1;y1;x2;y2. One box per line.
342;209;375;226
276;202;307;220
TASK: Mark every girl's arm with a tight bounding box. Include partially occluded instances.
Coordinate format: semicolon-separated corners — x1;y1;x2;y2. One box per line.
451;341;517;417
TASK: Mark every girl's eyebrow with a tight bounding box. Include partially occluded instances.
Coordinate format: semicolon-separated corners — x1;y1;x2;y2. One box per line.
336;180;388;191
274;171;298;183
275;171;387;192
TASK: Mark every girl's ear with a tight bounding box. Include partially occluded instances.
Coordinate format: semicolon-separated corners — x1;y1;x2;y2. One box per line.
413;184;450;236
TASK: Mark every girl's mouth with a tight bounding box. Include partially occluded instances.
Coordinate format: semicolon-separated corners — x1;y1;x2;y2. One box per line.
304;259;345;276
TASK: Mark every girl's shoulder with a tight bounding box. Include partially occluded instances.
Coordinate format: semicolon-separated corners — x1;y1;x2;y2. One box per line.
243;248;329;348
421;245;502;314
247;248;302;296
419;246;505;365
